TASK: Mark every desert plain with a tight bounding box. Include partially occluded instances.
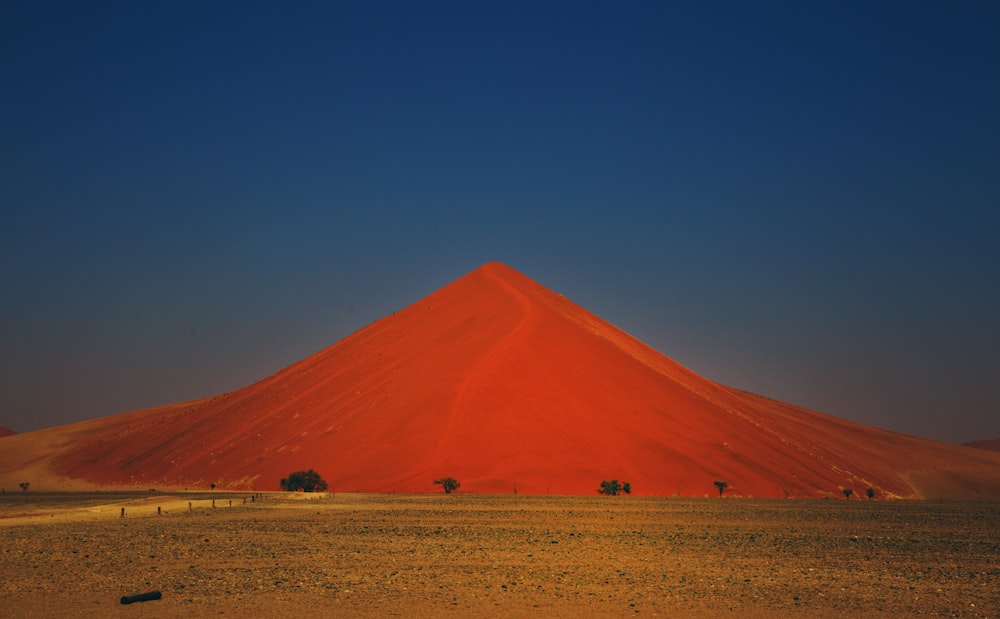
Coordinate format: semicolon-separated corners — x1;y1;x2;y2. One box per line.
0;491;997;618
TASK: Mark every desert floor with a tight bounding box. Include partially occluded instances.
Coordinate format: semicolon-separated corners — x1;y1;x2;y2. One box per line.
0;492;996;618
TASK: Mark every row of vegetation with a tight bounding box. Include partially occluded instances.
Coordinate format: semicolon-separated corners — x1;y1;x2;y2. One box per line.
847;487;877;500
271;474;879;500
8;474;878;500
717;480;877;500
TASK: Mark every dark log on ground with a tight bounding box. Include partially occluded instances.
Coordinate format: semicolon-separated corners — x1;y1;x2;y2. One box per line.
120;590;161;604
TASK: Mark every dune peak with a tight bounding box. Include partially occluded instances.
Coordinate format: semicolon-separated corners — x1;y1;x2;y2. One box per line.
1;264;998;498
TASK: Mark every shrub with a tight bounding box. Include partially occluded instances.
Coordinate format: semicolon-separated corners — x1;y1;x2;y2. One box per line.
598;480;631;496
434;477;461;494
280;469;328;492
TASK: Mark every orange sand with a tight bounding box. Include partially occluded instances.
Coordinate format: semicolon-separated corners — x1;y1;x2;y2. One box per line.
2;263;998;498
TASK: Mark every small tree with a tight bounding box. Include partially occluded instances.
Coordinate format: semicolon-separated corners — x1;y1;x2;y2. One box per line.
713;481;728;497
598;480;622;496
19;481;29;493
843;488;854;500
866;487;876;501
279;469;328;492
434;477;460;494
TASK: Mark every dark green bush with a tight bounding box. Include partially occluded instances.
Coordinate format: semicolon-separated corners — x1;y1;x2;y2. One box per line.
598;480;631;496
280;469;328;492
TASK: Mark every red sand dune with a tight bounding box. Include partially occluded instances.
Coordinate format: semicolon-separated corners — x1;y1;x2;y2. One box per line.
0;426;15;438
2;262;999;498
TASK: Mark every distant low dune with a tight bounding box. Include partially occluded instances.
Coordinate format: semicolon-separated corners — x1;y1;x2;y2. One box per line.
962;438;1000;452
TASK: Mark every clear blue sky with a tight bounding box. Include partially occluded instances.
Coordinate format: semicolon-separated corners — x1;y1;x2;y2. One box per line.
2;2;998;442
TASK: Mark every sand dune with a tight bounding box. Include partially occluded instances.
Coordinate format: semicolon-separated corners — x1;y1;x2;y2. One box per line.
2;262;998;498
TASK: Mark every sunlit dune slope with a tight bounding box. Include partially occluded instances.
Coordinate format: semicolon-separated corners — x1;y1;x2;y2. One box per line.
2;262;998;498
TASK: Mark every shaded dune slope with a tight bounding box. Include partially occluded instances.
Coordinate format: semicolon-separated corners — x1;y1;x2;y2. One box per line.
962;439;1000;452
2;263;998;498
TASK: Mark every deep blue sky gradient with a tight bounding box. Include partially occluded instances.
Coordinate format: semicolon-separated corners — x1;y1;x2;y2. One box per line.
2;2;998;442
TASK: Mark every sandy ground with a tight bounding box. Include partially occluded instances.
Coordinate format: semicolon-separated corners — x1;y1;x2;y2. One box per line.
0;492;997;618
